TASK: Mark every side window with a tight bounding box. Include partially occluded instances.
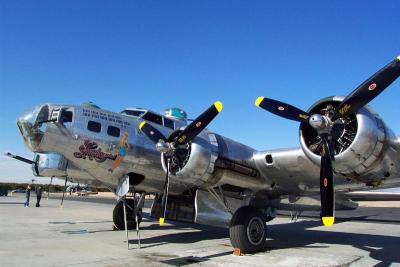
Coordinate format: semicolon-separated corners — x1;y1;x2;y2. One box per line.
88;121;101;133
163;117;174;129
60;110;73;124
107;126;120;137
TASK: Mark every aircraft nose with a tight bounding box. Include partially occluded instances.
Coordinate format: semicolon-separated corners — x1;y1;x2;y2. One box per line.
17;105;49;151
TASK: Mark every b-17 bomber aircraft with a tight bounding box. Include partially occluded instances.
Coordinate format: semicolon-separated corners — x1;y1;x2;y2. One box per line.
10;56;400;253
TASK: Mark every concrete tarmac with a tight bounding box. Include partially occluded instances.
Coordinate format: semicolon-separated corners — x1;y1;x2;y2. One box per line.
1;194;399;266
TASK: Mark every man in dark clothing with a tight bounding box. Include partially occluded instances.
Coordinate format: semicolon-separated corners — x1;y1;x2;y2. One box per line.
24;185;31;207
35;186;42;207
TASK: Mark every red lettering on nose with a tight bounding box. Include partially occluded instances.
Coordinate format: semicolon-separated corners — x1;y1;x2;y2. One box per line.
74;140;117;163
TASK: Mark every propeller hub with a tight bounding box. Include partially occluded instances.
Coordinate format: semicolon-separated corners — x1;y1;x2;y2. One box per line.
309;114;330;132
156;140;171;153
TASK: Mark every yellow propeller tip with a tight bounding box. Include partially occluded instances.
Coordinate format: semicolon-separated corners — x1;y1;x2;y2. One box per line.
139;121;146;129
255;96;265;107
159;217;165;225
214;101;223;112
397;55;400;61
322;216;335;227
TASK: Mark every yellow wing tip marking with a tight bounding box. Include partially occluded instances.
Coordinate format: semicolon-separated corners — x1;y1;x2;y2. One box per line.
139;121;146;129
214;101;223;112
397;55;400;61
255;96;265;107
159;217;165;225
322;216;334;227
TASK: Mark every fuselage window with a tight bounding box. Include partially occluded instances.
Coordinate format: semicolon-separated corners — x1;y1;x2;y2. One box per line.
163;117;174;129
107;126;120;137
142;112;163;125
88;121;101;133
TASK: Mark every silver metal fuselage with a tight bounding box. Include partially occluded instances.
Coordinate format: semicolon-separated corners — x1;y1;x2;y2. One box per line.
17;102;400;200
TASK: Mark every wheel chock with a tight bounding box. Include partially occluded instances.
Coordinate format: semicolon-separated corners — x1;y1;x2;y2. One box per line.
233;248;243;256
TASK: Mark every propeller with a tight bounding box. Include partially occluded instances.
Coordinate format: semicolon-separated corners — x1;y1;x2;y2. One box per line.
256;56;400;227
139;101;223;225
332;56;400;120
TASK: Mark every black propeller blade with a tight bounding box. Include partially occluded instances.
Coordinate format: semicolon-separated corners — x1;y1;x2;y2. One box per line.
255;56;400;227
319;134;335;226
172;101;223;146
332;56;400;120
139;101;223;225
138;121;167;144
159;158;170;225
255;97;310;123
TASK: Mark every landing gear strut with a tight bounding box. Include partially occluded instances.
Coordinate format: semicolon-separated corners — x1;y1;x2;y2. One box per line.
229;206;267;254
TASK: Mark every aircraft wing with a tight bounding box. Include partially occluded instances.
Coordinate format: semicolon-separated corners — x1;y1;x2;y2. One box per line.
253;147;322;195
340;190;400;201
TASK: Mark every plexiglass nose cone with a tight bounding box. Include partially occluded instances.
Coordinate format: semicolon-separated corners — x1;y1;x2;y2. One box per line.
17;105;49;151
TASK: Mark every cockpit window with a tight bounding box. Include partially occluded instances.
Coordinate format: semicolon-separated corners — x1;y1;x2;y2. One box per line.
121;110;145;117
36;105;49;124
141;112;163;125
163;117;174;129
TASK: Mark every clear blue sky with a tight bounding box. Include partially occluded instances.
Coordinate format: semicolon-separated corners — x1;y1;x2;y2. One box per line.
1;0;399;183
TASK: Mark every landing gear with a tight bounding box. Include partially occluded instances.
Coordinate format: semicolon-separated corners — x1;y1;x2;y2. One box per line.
113;198;142;230
229;206;267;254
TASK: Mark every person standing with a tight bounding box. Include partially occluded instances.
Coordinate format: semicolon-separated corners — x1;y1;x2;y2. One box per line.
24;185;31;207
35;186;42;207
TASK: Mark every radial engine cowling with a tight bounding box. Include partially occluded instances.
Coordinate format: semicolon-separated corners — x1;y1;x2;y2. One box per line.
160;131;218;187
300;96;390;177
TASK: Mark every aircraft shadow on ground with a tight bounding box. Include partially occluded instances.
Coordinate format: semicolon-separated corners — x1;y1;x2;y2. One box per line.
267;220;399;265
129;218;399;265
47;210;400;265
127;222;231;266
49;220;113;225
160;251;234;266
128;221;228;247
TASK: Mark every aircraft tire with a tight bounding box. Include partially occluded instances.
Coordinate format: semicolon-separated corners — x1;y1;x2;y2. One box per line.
229;206;267;254
113;198;142;230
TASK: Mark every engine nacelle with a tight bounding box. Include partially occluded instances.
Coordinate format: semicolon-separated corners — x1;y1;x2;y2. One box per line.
160;131;267;191
161;131;218;187
300;96;389;178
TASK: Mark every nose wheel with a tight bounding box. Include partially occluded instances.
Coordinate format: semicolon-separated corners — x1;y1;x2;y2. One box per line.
112;198;142;230
229;206;267;254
